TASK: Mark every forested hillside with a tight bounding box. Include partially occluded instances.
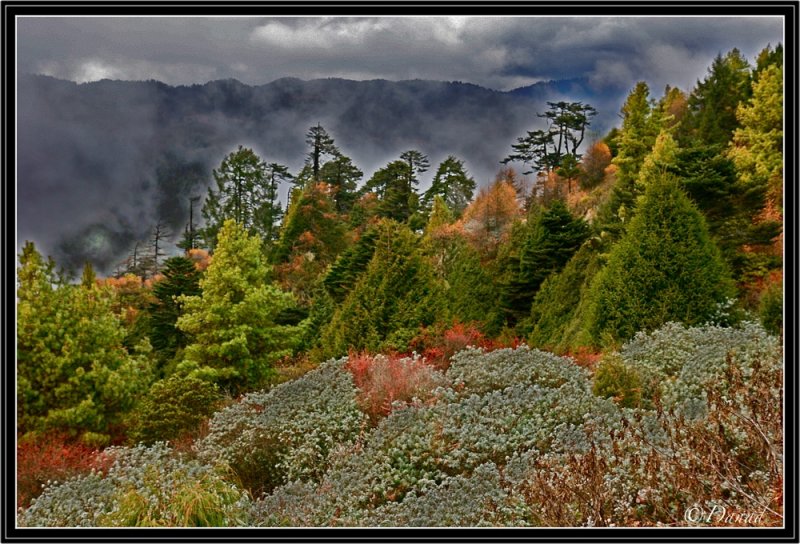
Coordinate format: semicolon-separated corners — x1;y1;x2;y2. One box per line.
17;45;784;528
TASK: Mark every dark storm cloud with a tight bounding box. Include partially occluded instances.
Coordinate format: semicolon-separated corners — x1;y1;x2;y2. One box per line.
18;16;783;91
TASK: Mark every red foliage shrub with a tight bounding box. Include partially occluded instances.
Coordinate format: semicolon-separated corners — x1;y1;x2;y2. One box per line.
345;351;443;424
410;321;487;370
16;433;112;509
564;346;602;370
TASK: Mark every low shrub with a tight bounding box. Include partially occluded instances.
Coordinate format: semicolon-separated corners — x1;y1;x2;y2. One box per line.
194;358;366;497
366;462;524;527
16;432;109;509
447;345;591;395
592;355;643;408
252;347;618;524
128;375;222;446
410;322;487;370
758;276;783;336
619;321;782;417
18;443;250;527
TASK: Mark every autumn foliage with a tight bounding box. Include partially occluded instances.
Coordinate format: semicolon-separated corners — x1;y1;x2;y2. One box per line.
17;433;113;509
344;351;444;423
458;180;520;259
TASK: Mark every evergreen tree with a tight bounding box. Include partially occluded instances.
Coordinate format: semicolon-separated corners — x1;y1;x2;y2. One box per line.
588;175;735;345
80;261;96;289
373;160;419;223
728;63;783;206
421;156;477;216
282;183;348;266
319;220;443;358
687;48;752;147
503;101;596;176
17;242;153;445
262;163;293;245
319;152;362;213
755;43;783;79
399;149;430;188
527;243;603;351
147;256;202;368
305;123;339;183
177;220;303;394
500;201;589;327
596;82;662;241
202;146;289;249
322;227;380;302
424;195;455;234
442;238;504;334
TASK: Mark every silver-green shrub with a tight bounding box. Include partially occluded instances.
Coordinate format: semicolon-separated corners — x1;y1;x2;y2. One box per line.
620;321;782;417
251;347;617;525
447;345;591;395
19;443;250;527
195;358;367;496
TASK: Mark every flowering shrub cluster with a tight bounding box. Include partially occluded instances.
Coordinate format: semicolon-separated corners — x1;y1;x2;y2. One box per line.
18;322;783;528
248;352;617;525
18;443;250;527
194;358;366;496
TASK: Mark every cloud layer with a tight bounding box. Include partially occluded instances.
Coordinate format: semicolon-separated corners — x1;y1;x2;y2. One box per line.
18;16;783;92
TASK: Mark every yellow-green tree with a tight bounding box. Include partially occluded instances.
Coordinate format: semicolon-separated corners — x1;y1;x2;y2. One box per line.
177;220;303;394
728;63;783;211
17;242;153;446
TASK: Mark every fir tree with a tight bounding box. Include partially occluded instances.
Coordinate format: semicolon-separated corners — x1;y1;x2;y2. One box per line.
687;48;752;147
319;220;443;358
501;201;589;327
305;123;339;183
202;146;289;249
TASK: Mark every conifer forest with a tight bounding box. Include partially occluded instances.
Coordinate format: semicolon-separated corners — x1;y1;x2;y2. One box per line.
15;36;785;529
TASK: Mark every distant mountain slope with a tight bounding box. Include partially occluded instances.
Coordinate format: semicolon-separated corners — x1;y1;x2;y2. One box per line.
16;73;624;273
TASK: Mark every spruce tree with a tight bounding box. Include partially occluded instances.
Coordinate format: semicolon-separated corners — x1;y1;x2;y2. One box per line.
687;48;752;147
319;152;362;213
501;200;589;327
596;82;662;241
319;220;443;358
322;227;380;302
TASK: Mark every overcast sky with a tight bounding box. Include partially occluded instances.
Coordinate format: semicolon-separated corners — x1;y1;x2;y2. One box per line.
18;16;783;93
14;15;785;274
